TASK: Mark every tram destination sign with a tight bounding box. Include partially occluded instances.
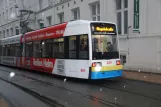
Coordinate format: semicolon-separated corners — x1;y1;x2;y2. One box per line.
91;23;117;35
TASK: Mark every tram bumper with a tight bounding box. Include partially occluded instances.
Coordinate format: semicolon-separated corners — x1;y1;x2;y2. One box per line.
90;65;123;79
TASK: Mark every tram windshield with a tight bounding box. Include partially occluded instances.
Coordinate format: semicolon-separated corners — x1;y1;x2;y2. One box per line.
91;23;119;60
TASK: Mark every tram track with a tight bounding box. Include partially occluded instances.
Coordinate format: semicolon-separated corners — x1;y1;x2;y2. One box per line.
0;67;161;105
95;83;161;101
0;76;65;107
0;67;125;107
0;67;161;103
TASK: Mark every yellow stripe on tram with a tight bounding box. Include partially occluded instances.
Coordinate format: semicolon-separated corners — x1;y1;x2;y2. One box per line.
92;65;123;72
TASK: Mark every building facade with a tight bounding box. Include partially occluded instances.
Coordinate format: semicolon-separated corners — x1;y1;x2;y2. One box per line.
0;0;161;73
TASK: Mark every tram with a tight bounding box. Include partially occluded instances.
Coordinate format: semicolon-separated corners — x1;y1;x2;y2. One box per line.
0;20;123;79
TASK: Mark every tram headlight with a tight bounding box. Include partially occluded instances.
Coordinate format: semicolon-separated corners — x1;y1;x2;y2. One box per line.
92;62;102;67
92;62;102;71
95;66;102;71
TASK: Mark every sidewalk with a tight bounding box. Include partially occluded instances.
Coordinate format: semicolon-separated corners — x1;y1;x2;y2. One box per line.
123;70;161;84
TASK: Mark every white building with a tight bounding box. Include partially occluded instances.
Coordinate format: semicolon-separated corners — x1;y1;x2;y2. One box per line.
0;0;161;73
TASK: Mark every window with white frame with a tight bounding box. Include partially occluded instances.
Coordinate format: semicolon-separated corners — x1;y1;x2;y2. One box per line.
91;3;100;21
58;12;64;23
2;12;4;21
46;16;52;26
7;29;9;37
38;20;44;29
15;26;19;35
3;30;5;38
10;28;13;36
72;8;80;20
116;0;128;35
0;31;1;39
6;10;8;20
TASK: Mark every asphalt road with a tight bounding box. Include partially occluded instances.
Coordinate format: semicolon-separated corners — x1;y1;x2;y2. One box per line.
0;76;50;107
0;66;161;107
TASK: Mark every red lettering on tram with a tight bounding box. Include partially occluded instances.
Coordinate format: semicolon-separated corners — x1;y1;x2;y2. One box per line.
81;69;86;72
23;23;67;42
107;61;112;64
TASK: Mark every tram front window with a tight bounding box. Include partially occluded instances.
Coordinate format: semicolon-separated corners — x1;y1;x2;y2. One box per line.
92;35;119;60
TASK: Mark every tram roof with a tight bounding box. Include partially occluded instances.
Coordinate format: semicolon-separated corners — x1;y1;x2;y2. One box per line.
0;34;22;45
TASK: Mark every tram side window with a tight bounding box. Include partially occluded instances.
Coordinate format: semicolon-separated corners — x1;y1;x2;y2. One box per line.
33;41;42;58
5;45;11;56
79;35;89;59
0;46;1;56
53;38;64;58
42;40;53;58
10;45;15;56
26;42;33;57
3;46;6;56
15;44;21;57
69;36;77;59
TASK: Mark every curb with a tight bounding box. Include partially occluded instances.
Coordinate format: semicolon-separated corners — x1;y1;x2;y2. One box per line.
122;71;161;85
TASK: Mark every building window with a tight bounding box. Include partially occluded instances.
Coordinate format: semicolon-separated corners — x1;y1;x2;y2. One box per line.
3;30;5;38
58;12;64;23
72;8;80;20
117;12;121;34
46;16;52;26
91;3;100;21
38;20;44;29
68;3;70;7
6;10;8;20
124;11;128;34
116;0;121;10
74;1;76;4
15;26;19;35
39;0;43;10
116;0;128;35
2;12;4;21
0;31;1;39
10;28;13;36
7;29;9;37
62;5;64;9
81;0;83;2
124;0;128;8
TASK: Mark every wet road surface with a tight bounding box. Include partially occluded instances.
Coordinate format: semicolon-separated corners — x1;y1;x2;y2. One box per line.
0;77;50;107
0;66;161;107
